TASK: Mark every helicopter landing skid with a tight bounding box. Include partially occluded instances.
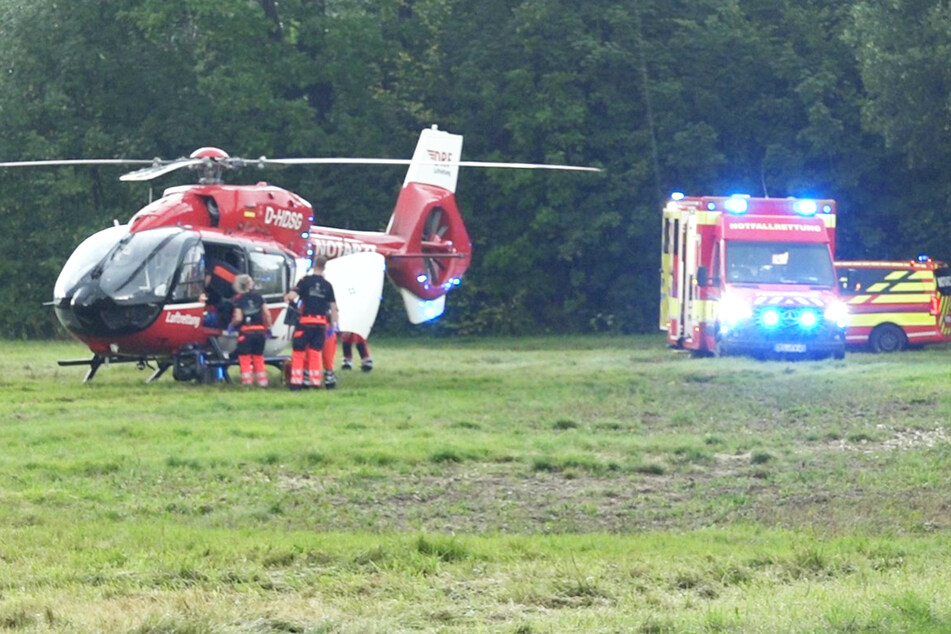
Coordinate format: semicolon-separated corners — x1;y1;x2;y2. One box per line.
58;354;150;383
58;351;290;384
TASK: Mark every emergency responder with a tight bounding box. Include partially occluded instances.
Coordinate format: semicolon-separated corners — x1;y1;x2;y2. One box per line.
230;274;273;387
341;332;373;372
322;324;339;389
284;257;338;390
199;257;239;329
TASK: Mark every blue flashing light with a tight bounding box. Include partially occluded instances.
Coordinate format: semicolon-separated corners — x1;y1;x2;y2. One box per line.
416;273;428;284
762;308;781;329
799;309;818;329
451;277;462;286
794;200;818;216
822;204;833;214
671;192;685;201
724;197;748;214
916;254;931;263
300;231;309;239
421;301;441;321
706;201;718;211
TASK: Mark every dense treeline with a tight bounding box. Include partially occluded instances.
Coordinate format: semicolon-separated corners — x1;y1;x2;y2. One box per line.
0;0;948;338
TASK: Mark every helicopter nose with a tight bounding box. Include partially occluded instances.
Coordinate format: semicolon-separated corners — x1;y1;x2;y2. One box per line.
70;281;104;308
55;281;162;337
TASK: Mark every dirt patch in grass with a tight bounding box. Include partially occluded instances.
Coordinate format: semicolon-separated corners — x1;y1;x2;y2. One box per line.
827;425;950;453
276;459;950;534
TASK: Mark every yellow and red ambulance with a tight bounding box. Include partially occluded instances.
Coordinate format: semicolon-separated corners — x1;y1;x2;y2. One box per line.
660;195;848;359
835;257;951;352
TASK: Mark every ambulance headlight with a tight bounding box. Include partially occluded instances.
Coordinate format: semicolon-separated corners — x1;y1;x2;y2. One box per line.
720;295;753;326
798;309;818;329
824;301;849;328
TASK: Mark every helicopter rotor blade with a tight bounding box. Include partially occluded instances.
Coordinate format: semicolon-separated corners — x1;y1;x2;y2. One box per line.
254;157;413;167
456;161;600;172
0;158;154;168
2;154;601;177
255;157;600;172
119;158;204;182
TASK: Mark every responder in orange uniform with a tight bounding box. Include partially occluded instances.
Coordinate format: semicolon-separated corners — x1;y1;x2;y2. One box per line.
199;258;239;329
284;257;338;390
230;274;273;387
341;332;373;372
322;323;339;388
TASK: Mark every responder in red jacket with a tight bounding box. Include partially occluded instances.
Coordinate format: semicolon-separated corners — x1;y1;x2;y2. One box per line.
284;257;338;390
199;257;239;329
341;332;373;372
230;274;273;387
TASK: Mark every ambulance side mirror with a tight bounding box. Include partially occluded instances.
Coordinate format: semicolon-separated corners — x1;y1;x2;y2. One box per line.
697;266;709;287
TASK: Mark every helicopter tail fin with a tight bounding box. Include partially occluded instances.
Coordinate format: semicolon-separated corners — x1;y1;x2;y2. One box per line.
384;127;472;324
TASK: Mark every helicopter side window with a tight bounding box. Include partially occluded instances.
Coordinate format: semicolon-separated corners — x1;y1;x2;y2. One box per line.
249;251;290;299
203;243;247;275
171;243;206;303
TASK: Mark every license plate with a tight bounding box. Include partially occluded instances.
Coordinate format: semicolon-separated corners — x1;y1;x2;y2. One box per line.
774;343;806;353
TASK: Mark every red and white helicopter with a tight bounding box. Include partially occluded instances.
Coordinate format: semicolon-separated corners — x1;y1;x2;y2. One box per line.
2;126;597;382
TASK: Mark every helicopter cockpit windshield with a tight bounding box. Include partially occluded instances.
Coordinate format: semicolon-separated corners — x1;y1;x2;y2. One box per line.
54;224;129;301
94;227;200;304
54;226;205;337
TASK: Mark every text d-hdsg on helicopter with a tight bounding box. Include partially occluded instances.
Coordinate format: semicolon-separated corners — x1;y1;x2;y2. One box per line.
4;126;598;383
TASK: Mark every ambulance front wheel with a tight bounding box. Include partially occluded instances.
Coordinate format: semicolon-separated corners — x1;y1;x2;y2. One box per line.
869;323;906;353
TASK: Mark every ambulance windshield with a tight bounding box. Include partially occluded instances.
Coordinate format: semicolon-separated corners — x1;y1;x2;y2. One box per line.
726;242;835;286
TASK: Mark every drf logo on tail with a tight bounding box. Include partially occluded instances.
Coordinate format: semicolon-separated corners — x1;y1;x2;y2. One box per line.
427;149;453;163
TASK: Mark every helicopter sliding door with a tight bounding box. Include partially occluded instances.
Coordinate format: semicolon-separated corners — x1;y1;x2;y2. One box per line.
249;250;296;354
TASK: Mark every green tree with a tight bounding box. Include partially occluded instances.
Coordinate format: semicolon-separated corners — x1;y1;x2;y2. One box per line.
847;0;951;256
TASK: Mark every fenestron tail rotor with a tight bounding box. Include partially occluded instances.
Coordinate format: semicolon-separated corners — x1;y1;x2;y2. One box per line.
418;206;455;287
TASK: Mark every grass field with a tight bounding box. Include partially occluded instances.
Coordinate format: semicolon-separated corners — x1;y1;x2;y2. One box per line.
0;336;949;633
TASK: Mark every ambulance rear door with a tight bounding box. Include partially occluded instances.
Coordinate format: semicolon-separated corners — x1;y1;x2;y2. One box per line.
681;212;703;345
